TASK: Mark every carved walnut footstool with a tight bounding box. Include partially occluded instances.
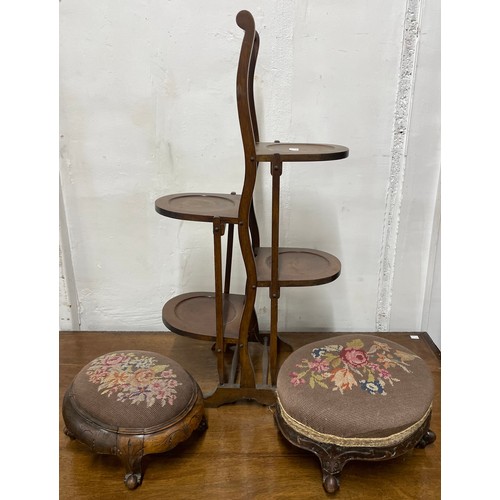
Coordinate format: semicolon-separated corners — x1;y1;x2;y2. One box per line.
63;350;207;489
275;335;436;494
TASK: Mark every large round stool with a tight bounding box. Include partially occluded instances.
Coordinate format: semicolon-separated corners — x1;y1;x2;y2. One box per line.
63;350;207;489
275;335;436;494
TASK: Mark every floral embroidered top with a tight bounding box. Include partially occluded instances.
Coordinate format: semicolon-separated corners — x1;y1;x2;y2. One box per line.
86;352;182;408
289;338;418;396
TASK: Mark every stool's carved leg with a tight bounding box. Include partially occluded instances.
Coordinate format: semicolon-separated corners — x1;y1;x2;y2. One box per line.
316;449;345;494
415;429;436;449
117;436;145;490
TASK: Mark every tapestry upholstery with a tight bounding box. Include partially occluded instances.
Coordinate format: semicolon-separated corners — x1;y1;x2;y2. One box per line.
276;335;434;445
68;350;197;430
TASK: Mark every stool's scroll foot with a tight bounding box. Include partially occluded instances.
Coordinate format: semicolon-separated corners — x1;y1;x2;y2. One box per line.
323;473;340;494
124;473;142;490
415;429;436;449
196;414;208;433
64;427;76;440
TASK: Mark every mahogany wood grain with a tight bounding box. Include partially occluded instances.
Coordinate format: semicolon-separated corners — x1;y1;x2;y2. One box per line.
155;193;240;223
255;142;349;162
60;331;440;499
152;10;350;405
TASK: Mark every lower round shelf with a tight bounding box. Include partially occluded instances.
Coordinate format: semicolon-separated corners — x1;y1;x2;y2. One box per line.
162;292;246;342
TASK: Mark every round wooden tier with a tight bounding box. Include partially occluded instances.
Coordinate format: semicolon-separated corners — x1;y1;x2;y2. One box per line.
254;247;341;287
155;193;240;222
162;292;245;342
255;142;349;162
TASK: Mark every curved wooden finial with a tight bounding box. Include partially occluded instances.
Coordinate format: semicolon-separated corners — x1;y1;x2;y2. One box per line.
236;10;255;32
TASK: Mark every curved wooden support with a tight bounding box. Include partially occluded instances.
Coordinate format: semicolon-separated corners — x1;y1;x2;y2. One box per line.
234;9;260;391
236;9;255;33
203;385;276;408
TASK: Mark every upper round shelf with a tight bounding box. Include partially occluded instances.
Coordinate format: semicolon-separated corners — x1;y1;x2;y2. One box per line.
255;142;349;162
155;192;240;223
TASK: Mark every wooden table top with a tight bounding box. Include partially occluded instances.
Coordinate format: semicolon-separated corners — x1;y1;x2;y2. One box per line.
60;331;440;499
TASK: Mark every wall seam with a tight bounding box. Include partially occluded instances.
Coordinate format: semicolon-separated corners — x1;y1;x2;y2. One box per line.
376;0;423;331
421;169;441;333
59;175;81;331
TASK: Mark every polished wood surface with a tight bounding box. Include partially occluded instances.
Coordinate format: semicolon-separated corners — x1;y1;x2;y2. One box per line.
152;11;350;403
255;142;349;162
254;247;341;287
155;193;240;223
60;331;440;499
162;292;246;342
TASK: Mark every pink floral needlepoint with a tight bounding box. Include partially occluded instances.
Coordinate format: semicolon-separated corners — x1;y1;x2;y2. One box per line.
86;352;182;407
289;339;418;396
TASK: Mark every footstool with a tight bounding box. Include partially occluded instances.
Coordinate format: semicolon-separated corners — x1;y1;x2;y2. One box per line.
275;335;436;494
63;350;207;489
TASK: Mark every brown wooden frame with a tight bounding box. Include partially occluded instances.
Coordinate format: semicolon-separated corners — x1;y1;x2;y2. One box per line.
63;383;207;489
274;403;436;494
155;10;349;406
233;10;348;392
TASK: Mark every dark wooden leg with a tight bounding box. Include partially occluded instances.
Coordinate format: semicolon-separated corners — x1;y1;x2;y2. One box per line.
213;217;225;385
237;280;257;389
270;295;279;385
274;403;345;494
296;437;346;494
117;436;145;490
269;156;282;386
223;221;234;294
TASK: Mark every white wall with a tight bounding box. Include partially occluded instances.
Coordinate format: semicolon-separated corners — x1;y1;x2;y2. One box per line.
60;0;440;346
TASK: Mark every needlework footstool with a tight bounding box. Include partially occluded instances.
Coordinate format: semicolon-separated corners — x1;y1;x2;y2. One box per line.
63;350;207;489
275;334;436;494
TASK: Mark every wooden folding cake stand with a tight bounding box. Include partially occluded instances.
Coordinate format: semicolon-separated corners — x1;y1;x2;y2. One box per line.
155;10;349;407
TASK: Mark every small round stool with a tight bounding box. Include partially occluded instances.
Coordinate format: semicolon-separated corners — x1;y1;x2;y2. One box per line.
275;335;436;494
63;350;207;489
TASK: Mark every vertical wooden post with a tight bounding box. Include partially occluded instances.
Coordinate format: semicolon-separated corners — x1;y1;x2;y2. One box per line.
270;154;282;386
213;216;225;385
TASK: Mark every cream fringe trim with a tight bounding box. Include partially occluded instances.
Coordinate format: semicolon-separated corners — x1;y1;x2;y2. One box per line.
277;395;432;448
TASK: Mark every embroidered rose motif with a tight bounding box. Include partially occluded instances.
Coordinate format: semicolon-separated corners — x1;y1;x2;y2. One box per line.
340;347;369;367
308;358;331;373
132;368;155;386
103;353;127;366
289;339;417;396
86;352;182;407
290;372;306;386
